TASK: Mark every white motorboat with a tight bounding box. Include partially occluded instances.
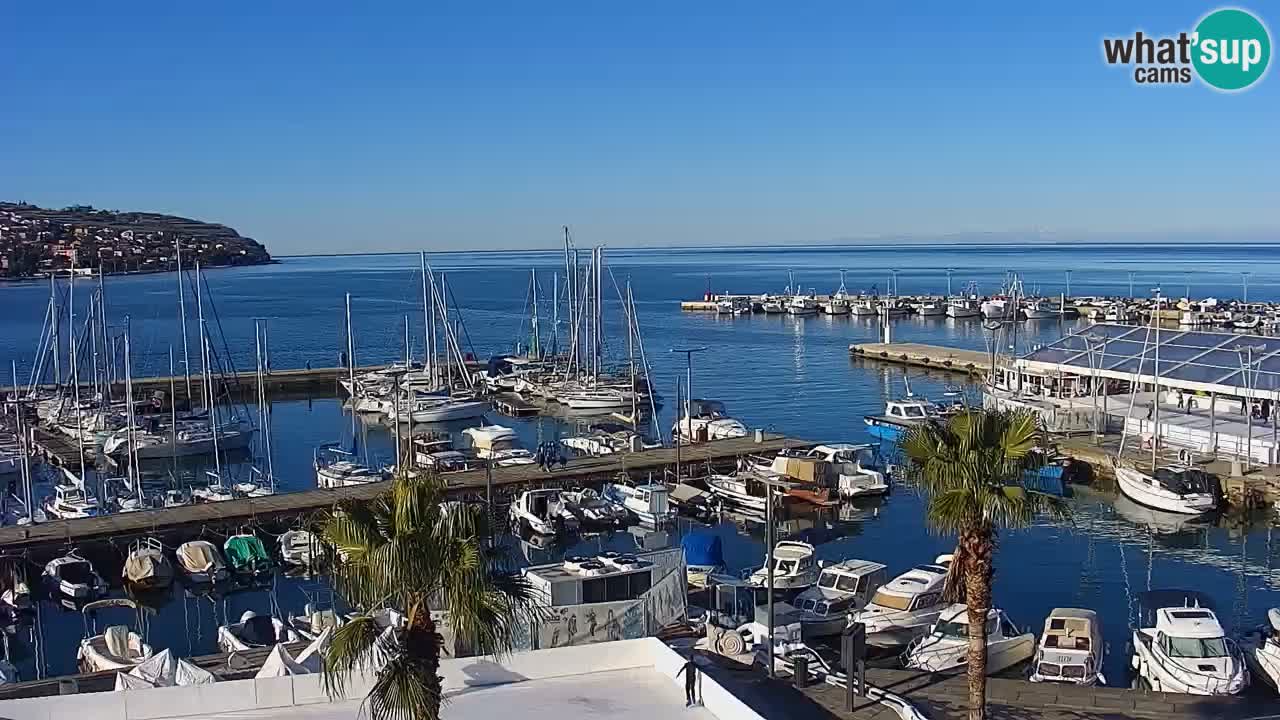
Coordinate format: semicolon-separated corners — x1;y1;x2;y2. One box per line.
412;435;481;472
1022;298;1059;319
462;425;535;466
43;481;101;519
787;295;819;316
392;393;490;423
600;482;675;526
560;488;628;526
44;550;108;599
760;297;785;314
784;443;890;498
705;472;781;513
175;540;230;584
122;537;174;591
673;399;748;443
945;297;982;318
315;445;387;488
509;489;579;536
112;648;216;690
1114;463;1218;515
287;603;342;642
914;299;946;317
794;559;887;638
103;419;254;459
78;599;154;672
748;541;819;591
279;529;321;568
1240;608;1280;693
1029;608;1106;686
560;423;660;456
905;604;1035;674
821;296;850;315
849;555;952;648
1130;590;1247;695
849;297;878;316
879;297;910;316
557;387;636;410
217;611;301;653
981;296;1010;319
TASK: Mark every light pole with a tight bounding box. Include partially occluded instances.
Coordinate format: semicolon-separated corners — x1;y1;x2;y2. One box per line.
1065;269;1072;298
1084;333;1107;444
1242;272;1252;304
1233;344;1265;472
669;346;707;446
983;320;1002;391
946;268;956;297
1128;271;1136;298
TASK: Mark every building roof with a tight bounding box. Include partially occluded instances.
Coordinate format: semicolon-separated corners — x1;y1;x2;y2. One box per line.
1018;323;1280;398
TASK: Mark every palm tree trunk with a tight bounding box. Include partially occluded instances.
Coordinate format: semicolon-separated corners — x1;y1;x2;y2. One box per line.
961;526;994;720
407;605;443;720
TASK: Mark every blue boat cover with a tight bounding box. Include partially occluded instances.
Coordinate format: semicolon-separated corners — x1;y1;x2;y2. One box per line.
681;531;724;567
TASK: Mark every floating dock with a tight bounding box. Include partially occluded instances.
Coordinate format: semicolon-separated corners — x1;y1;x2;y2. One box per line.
28;426;93;469
492;392;540;417
0;434;807;551
848;342;992;377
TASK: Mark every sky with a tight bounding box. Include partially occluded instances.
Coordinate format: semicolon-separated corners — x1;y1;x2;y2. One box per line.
2;1;1277;254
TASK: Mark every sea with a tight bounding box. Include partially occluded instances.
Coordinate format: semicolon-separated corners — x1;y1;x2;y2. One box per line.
2;242;1280;687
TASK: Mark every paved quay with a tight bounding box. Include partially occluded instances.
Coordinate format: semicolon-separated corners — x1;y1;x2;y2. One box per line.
848;342;993;378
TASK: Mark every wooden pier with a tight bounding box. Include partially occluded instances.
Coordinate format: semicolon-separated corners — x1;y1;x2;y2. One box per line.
848;342;993;378
0;434;807;551
29;426;92;469
492;392;539;417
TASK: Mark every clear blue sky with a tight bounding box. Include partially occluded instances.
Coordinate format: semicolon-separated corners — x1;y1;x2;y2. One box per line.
2;1;1276;253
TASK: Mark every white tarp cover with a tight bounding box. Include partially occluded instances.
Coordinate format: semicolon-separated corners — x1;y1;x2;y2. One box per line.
177;541;221;572
255;644;310;679
294;627;333;673
114;649;216;690
174;658;216;686
114;672;155;691
123;549;172;584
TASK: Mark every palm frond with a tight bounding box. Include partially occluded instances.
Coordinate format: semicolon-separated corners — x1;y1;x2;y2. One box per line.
322;614;384;701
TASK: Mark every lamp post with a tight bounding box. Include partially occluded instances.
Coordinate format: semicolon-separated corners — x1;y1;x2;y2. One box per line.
1233;344;1265;472
983;320;1002;390
1084;333;1107;445
1128;271;1136;298
669;346;707;446
1242;272;1252;304
387;368;408;472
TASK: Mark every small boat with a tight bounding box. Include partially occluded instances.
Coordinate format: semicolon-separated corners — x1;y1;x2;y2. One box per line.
413;435;482;472
673;399;748;443
43;482;101;519
681;530;725;589
78;598;154;672
279;529;322;568
1114;462;1219;516
315;444;387;488
112;648;216;690
748;541;819;590
821;295;851;315
103;418;254;459
1130;590;1247;695
1234;315;1262;330
849;297;878;316
175;540;230;584
786;295;819;316
946;296;982;318
879;297;910;317
760;297;785;314
43;549;108;599
1028;608;1106;686
217;610;300;653
905;604;1036;674
705;472;782;513
392;393;490;423
122;538;174;591
560;487;628;526
863;397;942;442
223;533;272;576
600;482;675;526
287;603;343;641
1021;298;1059;319
1240;608;1280;693
557;387;637;410
560;423;660;457
793;559;887;638
509;489;579;536
850;555;952;648
981;296;1010;319
462;425;535;466
777;443;890;498
914;299;947;317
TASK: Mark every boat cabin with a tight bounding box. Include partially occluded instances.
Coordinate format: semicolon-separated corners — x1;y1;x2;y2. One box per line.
931;604;1022;643
865;561;948;612
749;541;819;589
524;553;658;607
796;559;887;625
1031;608;1104;684
884;399;936;424
49;485;100;517
685;399;731;420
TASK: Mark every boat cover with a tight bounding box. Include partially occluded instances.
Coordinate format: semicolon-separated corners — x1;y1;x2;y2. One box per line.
124;549;173;584
116;649;217;689
682;530;724;568
224;535;269;571
241;615;286;646
55;559;94;585
105;625;132;659
294;627;333;673
178;541;220;573
254;644;309;678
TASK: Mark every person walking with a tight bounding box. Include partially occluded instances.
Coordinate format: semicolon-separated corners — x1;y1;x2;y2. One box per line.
676;658;699;707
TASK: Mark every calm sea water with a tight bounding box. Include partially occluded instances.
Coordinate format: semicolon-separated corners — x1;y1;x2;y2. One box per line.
2;243;1280;686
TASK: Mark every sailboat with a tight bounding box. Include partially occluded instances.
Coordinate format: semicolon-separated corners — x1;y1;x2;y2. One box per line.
316;294;387;488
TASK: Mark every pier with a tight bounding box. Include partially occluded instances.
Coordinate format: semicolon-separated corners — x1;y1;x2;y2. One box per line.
0;434;806;551
28;426;92;468
848;342;992;378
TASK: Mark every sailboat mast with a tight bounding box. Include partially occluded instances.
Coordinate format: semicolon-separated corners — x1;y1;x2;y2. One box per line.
256;321;275;491
123;316;142;505
345;293;357;440
194;261;207;411
50;275;61;386
169;347;178;477
403;314;410;368
531;268;540;358
67;259;86;481
552;271;559;357
1151;288;1161;469
176;239;192;404
420;251;432;381
202;324;222;485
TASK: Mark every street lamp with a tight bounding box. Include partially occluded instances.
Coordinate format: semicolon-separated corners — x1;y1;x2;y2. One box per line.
1128;271;1136;298
946;268;956;297
1242;272;1252;304
982;320;1002;390
1233;344;1265;472
1084;333;1107;444
669;346;707;440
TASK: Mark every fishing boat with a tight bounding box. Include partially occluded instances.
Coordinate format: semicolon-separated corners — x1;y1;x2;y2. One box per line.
1022;297;1059;320
509;489;579;536
560;487;628;526
43;549;108;599
413;435;481;472
1241;608;1280;693
223;533;272;576
43;480;101;519
462;425;535;466
946;296;982;318
600;482;675;526
849;555;952;648
793;559;887;638
217;610;301;653
175;540;230;584
849;296;878;316
913;299;946;317
279;529;322;568
122;538;174;591
822;296;850;315
1029;608;1106;686
78;598;154;672
905;604;1035;674
863;397;941;442
1130;590;1247;695
673;399;748;443
787;295;819;316
760;296;785;314
747;541;819;591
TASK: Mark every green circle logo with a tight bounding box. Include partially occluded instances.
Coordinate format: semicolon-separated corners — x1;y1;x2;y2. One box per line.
1193;8;1271;90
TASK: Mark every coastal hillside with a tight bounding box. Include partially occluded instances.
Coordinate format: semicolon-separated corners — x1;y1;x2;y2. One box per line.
0;202;272;278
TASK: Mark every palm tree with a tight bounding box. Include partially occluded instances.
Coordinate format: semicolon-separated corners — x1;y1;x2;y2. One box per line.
900;408;1068;720
319;470;538;720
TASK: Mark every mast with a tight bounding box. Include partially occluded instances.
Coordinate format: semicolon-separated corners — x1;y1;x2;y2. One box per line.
194;261;207;411
345;293;357;441
256;321;275;492
176;239;192;404
442;274;453;388
420;251;432;382
202;323;222;486
1151;288;1161;469
50;275;61;386
169;347;178;477
626;280;637;422
68;258;86;483
552;270;559;357
531;268;540;358
404;314;411;368
123;316;141;506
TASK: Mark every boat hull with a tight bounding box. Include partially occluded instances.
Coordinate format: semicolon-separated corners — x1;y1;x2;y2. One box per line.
1115;467;1217;515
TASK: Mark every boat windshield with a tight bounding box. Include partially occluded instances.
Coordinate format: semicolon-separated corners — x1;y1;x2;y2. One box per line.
818;572;838;589
869;590;912;611
902;405;928;418
1166;636;1228;658
776;559;797;574
836;574;864;593
936;619;968;639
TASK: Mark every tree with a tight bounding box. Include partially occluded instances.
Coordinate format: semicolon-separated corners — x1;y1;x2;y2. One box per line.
900;409;1068;720
320;470;538;720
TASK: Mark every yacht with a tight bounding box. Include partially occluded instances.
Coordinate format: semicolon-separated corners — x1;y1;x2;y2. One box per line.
600;482;675;526
673;399;748;443
217;611;301;652
1130;590;1247;695
77;598;154;672
509;489;579;536
560;487;628;526
43;549;108;599
1241;608;1280;693
786;295;819;316
793;559;887;638
782;443;889;498
315;445;388;487
43;482;101;519
748;541;819;591
849;555;952;648
705;472;781;513
462;425;535;466
1028;608;1106;686
175;540;230;584
103;418;254;459
945;297;982;318
1114;462;1219;516
863;397;941;442
905;604;1036;674
122;537;174;591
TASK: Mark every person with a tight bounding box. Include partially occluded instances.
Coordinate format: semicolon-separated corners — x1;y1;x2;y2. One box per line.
1176;390;1185;410
675;658;699;707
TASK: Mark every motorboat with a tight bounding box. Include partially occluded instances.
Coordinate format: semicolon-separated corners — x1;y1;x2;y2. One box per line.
315;444;388;488
175;540;230;584
1130;590;1247;695
981;296;1010;319
1240;608;1280;693
509;489;579;536
793;559;887;638
913;299;946;317
191;482;236;503
946;297;982;318
122;538;174;591
849;297;878;316
673;399;748;443
560;487;628;526
279;529;322;568
760;297;785;314
748;541;819;591
1022;298;1059;320
600;482;675;526
103;418;254;459
112;648;216;690
905;604;1035;674
217;610;301;653
43;482;101;519
43;549;108;599
224;533;272;576
778;443;889;498
786;295;819;316
462;425;535;466
1234;315;1262;330
391;393;490;423
879;298;910;317
557;387;637;410
560;423;660;456
1114;462;1219;516
413;435;481;472
682;530;726;589
821;296;850;315
78;598;154;672
705;472;782;513
863;397;941;442
287;603;342;642
1029;608;1106;686
849;555;952;648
